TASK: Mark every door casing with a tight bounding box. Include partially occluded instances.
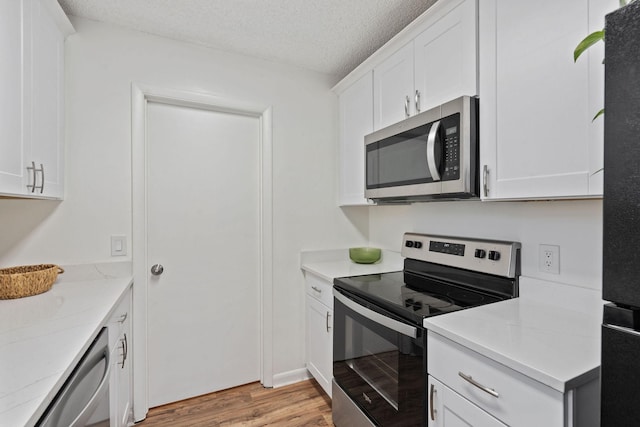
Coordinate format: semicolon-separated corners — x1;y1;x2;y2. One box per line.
131;83;273;421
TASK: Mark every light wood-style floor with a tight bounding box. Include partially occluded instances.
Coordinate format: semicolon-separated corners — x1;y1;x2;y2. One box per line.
137;379;333;426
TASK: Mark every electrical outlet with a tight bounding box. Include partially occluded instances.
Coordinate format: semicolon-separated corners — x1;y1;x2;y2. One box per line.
539;244;560;274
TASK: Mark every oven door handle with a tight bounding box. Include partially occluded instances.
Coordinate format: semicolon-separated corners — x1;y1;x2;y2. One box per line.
334;290;417;338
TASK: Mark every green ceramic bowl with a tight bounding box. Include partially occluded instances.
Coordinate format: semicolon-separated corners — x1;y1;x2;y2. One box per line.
349;247;382;264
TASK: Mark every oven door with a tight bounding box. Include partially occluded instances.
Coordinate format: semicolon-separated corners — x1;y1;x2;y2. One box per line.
333;288;426;427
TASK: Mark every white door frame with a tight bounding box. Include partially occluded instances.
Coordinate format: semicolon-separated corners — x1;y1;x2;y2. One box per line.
131;83;273;421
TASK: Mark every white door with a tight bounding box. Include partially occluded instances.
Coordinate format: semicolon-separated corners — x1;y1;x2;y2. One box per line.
146;101;261;407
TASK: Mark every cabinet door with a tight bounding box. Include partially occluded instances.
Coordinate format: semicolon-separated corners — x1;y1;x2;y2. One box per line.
480;0;592;200
28;0;65;198
428;376;507;427
373;43;414;130
117;320;132;426
338;72;373;206
305;294;333;397
414;0;477;114
0;0;29;195
109;290;132;427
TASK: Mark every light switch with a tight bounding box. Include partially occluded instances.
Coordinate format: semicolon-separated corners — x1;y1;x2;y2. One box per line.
111;235;127;257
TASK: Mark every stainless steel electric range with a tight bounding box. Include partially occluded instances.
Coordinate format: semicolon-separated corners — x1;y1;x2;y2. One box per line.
332;233;521;427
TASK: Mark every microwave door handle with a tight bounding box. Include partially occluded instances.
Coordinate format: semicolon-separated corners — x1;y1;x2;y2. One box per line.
426;120;441;181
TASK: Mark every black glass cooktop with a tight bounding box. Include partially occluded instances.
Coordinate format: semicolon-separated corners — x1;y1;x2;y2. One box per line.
334;270;505;326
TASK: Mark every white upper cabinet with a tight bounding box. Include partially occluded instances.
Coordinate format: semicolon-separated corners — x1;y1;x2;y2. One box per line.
338;72;374;206
0;1;29;195
0;0;73;199
29;0;68;198
335;0;478;205
414;0;477;115
479;0;618;200
373;43;415;130
373;0;478;131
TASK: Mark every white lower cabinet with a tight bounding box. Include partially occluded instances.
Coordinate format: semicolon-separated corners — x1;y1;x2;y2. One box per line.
109;288;133;427
428;331;599;427
304;272;333;397
428;376;506;427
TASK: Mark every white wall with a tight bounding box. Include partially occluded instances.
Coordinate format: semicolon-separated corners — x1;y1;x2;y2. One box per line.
369;199;603;290
0;17;368;381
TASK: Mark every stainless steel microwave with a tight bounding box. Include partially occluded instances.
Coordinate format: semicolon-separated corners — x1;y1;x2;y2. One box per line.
365;96;479;203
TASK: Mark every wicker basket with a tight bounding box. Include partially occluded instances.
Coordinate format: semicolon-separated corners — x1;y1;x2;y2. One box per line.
0;264;64;299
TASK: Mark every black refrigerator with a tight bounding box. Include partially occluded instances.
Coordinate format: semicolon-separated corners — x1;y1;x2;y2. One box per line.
602;2;640;426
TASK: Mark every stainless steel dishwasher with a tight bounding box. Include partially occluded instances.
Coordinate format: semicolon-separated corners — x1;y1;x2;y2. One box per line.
37;327;112;427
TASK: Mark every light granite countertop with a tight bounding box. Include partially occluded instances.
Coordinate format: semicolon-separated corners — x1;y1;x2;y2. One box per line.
0;262;133;427
425;276;603;393
300;248;404;281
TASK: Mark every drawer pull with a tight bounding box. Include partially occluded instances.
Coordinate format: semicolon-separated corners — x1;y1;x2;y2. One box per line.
311;286;322;294
458;371;499;398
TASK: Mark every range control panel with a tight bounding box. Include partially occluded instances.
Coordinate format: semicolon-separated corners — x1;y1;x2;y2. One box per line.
401;233;521;278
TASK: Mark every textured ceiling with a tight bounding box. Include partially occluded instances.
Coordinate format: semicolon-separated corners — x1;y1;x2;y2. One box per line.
57;0;437;80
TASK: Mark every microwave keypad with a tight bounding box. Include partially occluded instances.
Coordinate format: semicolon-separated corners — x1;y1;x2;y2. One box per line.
443;133;460;181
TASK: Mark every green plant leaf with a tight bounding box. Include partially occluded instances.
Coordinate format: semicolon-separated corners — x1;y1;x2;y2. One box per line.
620;0;628;6
574;30;605;62
593;108;605;121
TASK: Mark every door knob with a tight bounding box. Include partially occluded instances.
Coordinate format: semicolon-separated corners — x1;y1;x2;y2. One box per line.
150;264;164;276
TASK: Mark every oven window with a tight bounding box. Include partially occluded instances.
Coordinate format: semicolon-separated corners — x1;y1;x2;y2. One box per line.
333;293;425;426
345;315;402;408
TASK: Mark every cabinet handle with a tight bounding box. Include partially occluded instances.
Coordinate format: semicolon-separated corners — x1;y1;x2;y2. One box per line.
405;95;410;118
326;311;331;332
458;371;499;398
311;286;322;294
430;383;437;421
483;165;489;197
37;163;44;193
415;90;421;113
120;333;128;368
27;161;37;193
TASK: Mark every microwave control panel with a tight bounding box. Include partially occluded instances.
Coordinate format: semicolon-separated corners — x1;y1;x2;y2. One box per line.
441;113;460;182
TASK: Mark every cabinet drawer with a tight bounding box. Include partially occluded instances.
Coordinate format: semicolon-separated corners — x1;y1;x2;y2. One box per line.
305;272;334;308
428;331;563;427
